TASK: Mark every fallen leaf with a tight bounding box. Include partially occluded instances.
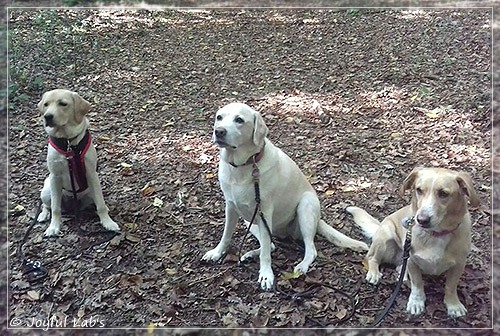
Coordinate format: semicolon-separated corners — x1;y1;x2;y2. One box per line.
124;222;138;231
110;234;124;246
335;307;347;319
165;268;177;276
426;111;440;119
325;190;335;196
142;186;156;197
147;323;156;334
153;197;163;207
26;290;40;301
281;271;303;280
125;234;141;243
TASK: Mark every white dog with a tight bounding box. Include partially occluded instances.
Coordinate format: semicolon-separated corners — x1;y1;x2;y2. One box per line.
202;102;368;290
37;89;120;236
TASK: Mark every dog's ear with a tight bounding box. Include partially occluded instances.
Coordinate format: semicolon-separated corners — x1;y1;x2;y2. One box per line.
456;172;480;208
253;111;268;148
72;92;91;123
37;92;47;112
399;167;422;196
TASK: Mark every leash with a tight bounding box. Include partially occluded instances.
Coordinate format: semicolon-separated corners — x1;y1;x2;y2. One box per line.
16;201;49;283
369;216;415;327
237;155;274;262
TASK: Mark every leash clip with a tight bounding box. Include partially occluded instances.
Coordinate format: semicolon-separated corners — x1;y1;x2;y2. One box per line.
402;216;415;230
252;162;260;181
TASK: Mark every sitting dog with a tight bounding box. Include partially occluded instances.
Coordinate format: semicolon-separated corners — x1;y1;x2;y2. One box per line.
202;102;368;290
346;167;480;317
37;89;120;236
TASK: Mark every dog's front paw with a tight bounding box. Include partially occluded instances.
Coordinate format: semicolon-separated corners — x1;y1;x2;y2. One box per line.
101;218;120;232
446;301;467;318
202;247;226;263
44;224;60;237
365;269;382;284
37;207;50;222
258;267;274;291
407;292;426;315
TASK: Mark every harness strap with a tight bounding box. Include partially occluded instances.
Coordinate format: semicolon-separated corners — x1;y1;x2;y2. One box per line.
49;130;92;194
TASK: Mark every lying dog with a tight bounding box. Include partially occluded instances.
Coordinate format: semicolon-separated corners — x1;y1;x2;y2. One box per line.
202;102;368;290
346;167;480;318
37;89;120;236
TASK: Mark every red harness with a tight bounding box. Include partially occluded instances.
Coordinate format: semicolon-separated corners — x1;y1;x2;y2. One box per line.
49;130;92;194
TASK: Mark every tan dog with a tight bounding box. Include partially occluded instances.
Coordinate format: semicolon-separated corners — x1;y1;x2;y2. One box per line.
346;167;479;318
202;102;368;290
37;89;120;236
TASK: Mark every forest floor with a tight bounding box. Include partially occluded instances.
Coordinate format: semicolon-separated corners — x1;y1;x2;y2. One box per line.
4;6;494;335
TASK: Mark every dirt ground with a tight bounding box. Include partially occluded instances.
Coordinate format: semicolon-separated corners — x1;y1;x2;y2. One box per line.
3;5;495;336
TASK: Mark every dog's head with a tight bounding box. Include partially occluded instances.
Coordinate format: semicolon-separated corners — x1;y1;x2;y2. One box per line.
212;102;268;151
400;167;480;232
38;89;91;137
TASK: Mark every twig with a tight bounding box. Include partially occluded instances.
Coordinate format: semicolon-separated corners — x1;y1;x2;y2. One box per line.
186;270;225;288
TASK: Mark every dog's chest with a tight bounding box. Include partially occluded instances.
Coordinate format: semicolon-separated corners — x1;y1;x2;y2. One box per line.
411;235;455;275
220;180;257;217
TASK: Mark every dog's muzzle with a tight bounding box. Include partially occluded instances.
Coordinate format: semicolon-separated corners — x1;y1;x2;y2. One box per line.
416;214;431;228
214;127;227;139
214;127;236;148
44;114;55;127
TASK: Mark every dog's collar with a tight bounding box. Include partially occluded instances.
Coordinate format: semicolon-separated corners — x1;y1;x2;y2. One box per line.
49;130;91;154
228;145;265;168
403;216;460;237
430;224;460;237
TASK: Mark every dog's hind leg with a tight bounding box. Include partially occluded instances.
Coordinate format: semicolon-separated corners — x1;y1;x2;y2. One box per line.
293;192;319;275
240;222;275;262
86;169;120;232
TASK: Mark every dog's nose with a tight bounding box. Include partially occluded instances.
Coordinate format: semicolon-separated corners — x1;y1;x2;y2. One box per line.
44;114;55;127
416;214;431;228
214;127;227;138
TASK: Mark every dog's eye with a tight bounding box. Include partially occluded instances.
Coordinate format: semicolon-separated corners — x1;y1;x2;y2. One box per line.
235;117;244;124
216;115;222;121
415;187;423;195
44;102;49;107
437;189;449;198
59;101;68;107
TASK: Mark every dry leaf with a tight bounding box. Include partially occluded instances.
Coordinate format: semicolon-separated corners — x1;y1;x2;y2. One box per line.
153;197;163;207
26;290;40;301
142;186;156;197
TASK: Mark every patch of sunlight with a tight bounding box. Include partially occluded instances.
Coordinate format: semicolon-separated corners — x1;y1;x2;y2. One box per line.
173;133;217;167
358;86;409;110
399;10;432;21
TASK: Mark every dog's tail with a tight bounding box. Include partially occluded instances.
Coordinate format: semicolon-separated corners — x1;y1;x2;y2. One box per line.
345;206;380;239
317;220;369;252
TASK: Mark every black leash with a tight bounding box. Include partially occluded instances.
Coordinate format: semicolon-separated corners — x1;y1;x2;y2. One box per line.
237;155;274;262
369;216;415;327
16;201;49;284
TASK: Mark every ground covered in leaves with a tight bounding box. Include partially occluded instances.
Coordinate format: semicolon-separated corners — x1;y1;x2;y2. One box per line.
7;7;492;333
